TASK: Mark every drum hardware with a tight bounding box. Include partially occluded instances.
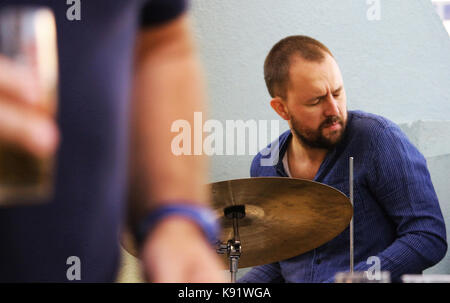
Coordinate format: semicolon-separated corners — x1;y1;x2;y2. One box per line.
401;274;450;283
210;177;353;282
216;205;245;282
121;177;353;283
349;157;354;273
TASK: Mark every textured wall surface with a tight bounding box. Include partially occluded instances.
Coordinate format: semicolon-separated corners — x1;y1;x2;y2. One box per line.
189;0;450;278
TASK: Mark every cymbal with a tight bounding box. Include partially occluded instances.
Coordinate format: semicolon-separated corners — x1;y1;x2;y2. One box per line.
121;177;352;269
211;177;352;268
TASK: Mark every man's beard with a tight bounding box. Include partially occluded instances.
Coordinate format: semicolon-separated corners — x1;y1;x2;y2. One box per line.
290;114;346;150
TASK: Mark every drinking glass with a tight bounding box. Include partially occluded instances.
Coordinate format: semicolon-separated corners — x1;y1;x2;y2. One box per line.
0;6;58;206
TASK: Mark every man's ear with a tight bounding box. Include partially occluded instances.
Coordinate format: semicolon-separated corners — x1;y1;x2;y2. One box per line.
270;97;290;121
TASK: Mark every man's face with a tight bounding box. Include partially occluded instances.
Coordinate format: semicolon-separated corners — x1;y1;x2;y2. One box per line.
284;53;348;149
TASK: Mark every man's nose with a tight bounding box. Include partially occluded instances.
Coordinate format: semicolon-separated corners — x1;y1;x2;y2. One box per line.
323;94;340;117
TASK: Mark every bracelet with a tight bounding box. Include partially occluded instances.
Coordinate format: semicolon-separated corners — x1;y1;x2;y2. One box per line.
135;203;221;248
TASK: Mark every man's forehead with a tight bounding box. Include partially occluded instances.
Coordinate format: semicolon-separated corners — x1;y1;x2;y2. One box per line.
288;54;343;94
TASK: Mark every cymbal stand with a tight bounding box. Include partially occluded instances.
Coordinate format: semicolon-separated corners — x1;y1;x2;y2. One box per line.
349;157;354;273
216;205;245;283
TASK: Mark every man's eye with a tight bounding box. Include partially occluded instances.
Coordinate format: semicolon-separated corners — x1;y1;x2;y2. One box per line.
310;98;321;105
333;93;340;98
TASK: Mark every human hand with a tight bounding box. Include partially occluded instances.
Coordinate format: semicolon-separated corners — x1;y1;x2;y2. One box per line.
0;55;59;158
140;216;227;283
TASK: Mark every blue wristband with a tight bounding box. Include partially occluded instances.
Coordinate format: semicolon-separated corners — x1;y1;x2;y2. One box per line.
136;204;221;247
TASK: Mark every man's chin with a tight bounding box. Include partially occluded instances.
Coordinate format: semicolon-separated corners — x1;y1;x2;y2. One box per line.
293;123;345;149
322;130;344;147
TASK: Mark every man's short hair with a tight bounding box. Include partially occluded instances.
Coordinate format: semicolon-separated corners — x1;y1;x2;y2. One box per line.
264;35;333;99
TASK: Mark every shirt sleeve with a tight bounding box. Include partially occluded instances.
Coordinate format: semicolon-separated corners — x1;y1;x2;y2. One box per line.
237;263;285;283
250;154;261;177
355;125;447;281
140;0;188;28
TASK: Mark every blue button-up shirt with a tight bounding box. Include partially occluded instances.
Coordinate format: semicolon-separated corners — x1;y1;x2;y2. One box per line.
238;110;447;283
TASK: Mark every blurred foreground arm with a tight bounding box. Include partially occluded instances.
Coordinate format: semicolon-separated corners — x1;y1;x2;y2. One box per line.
129;14;226;283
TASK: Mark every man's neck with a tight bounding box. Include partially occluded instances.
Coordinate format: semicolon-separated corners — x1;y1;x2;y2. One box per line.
288;132;328;165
